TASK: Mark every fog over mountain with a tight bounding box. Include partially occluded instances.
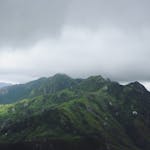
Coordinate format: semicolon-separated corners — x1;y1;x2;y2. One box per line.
0;82;12;88
0;0;150;89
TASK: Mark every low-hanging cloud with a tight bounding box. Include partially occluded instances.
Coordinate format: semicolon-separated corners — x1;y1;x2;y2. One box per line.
0;0;150;85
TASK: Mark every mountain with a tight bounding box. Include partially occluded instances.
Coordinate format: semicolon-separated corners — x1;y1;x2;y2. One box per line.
0;74;76;104
0;74;149;150
0;82;12;89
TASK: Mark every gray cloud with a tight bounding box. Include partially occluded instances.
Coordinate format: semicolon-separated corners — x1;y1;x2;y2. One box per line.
0;0;150;85
67;0;150;30
0;0;69;47
0;0;150;47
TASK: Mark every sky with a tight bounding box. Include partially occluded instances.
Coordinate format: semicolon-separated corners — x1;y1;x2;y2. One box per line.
0;0;150;89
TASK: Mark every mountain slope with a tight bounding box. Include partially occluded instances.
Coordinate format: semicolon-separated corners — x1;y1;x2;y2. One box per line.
0;74;76;104
0;74;149;150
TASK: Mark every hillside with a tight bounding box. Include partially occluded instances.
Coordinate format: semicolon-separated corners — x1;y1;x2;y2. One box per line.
0;74;149;150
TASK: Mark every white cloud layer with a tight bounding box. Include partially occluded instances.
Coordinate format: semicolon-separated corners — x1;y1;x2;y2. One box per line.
0;0;150;86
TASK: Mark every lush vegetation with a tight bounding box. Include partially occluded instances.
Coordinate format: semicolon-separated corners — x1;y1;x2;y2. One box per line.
0;74;149;150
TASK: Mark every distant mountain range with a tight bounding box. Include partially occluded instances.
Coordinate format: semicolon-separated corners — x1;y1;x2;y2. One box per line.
0;74;149;150
0;82;12;88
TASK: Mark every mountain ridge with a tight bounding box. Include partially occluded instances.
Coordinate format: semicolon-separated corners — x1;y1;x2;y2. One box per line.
0;74;149;150
0;74;148;104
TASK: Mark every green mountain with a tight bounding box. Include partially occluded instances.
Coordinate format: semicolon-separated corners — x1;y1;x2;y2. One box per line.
0;74;149;150
0;74;76;104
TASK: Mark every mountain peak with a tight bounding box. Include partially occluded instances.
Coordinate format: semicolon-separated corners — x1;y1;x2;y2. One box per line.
51;73;71;79
87;75;105;80
127;81;147;93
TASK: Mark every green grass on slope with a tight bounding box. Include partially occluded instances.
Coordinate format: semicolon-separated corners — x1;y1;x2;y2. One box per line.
0;84;148;150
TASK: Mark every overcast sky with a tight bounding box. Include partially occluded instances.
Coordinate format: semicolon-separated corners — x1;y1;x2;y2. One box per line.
0;0;150;89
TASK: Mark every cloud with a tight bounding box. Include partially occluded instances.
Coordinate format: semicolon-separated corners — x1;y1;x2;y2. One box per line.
0;0;69;47
0;26;150;83
0;0;150;47
0;0;150;84
67;0;150;30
